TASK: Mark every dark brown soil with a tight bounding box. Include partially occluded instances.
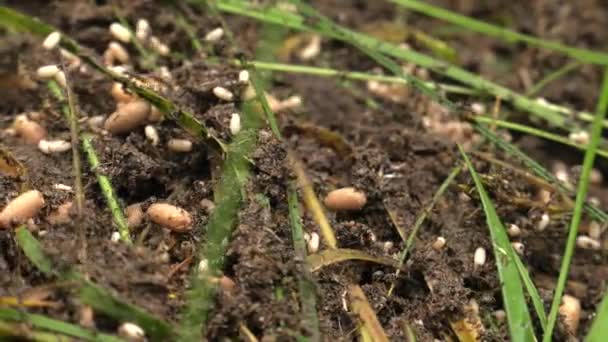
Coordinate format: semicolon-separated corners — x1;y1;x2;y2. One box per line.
2;0;608;341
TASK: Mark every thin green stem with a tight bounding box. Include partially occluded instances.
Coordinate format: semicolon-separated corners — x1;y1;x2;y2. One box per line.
388;0;608;65
526;61;581;97
543;66;608;341
81;134;131;243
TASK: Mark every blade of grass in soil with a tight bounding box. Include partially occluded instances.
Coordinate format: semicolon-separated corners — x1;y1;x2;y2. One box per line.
387;0;608;65
459;145;536;341
287;186;320;340
214;0;607;132
543;66;608;342
0;6;225;151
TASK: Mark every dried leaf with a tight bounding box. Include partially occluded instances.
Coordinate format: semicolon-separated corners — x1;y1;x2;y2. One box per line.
348;284;389;342
307;248;399;272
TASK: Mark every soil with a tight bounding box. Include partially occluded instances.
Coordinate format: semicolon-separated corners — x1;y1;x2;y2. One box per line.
2;0;608;341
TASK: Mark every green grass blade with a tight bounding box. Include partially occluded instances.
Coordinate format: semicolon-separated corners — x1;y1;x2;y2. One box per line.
215;0;608;131
459;146;536;341
526;62;581;97
474;124;608;223
513;254;547;330
0;6;224;150
543;66;608;341
387;0;608;65
241;60;476;95
76;280;173;342
587;293;608;341
15;226;54;276
81;134;131;243
474;116;608;159
287;186;321;340
0;308;124;342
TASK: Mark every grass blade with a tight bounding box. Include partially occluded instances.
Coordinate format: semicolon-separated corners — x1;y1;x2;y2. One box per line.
387;0;608;65
543;66;608;341
587;293;608;341
0;308;124;342
81;134;131;243
287;186;320;340
348;285;390;342
215;0;607;131
0;6;224;151
474;124;608;223
15;226;54;276
526;62;581;97
474;116;608;159
513;254;547;330
76;280;173;342
460;146;536;341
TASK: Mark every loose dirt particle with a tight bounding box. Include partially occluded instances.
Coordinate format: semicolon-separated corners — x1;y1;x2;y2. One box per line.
324;187;367;211
298;35;321;60
38;139;71;154
559;295;581;335
104;100;150;134
229;113;241;135
42;31;61;50
0;190;45;228
199;199;215;214
117;322;145;342
146;203;193;232
198;259;209;273
109;23;131;43
110;231;121;242
14;115;46;144
149;36;170;56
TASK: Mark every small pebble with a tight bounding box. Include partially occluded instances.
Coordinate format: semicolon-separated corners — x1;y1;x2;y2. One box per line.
198;259;209;273
204;27;224;42
588;221;602;240
42;31;61;50
38;139;71;154
109;23;131;43
108;42;130;64
149;36;170;56
590;168;603;184
568;131;589;145
229;113;241;135
493;310;506;322
47;201;73;225
167;139;193;152
200;199;215;214
52;184;73;192
213;86;234;101
471;102;485;115
324;187;367;211
126;203;144;228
